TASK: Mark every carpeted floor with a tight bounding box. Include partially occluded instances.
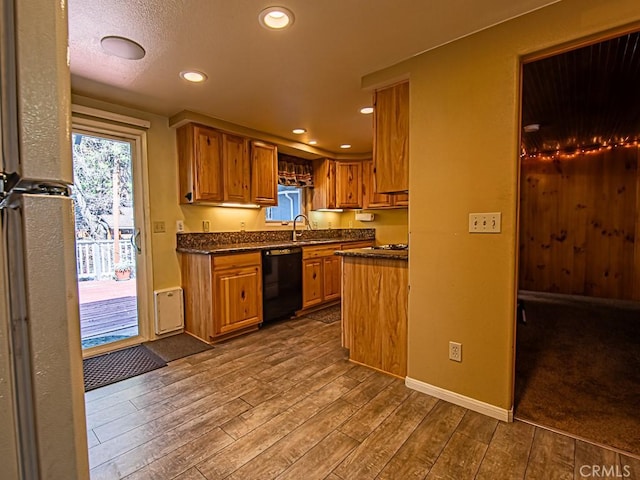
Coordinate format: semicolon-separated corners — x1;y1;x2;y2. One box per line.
83;345;166;391
303;304;341;324
143;333;213;362
515;292;640;456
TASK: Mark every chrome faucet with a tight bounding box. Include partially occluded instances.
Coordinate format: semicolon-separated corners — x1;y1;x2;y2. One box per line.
292;214;311;241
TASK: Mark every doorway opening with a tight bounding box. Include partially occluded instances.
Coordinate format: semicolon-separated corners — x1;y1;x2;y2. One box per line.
515;29;640;456
72;132;139;349
70;115;151;354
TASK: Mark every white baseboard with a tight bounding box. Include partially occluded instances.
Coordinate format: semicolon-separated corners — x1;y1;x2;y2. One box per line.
405;377;513;422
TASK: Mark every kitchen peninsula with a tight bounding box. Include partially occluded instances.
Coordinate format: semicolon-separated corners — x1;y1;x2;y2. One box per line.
336;246;408;377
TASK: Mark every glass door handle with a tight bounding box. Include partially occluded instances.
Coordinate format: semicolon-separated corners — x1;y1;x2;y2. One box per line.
131;228;141;254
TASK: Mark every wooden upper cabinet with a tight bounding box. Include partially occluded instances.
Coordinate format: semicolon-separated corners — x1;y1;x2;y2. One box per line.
251;141;278;206
363;160;408;209
177;123;278;206
178;123;224;203
363;160;392;209
373;80;409;193
311;158;337;210
336;162;363;209
312;158;363;210
222;133;250;203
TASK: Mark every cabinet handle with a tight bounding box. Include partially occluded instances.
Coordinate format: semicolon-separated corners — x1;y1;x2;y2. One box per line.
206;137;210;146
313;273;316;280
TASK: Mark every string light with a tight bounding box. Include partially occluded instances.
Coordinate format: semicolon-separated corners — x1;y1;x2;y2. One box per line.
521;138;640;161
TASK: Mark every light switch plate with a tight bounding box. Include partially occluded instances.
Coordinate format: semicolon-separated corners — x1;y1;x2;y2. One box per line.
153;221;166;233
469;212;501;233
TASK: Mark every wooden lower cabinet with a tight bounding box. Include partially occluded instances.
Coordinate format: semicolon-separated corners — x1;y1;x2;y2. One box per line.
323;255;342;302
181;251;262;343
342;256;408;377
301;241;374;310
213;264;261;335
302;258;323;308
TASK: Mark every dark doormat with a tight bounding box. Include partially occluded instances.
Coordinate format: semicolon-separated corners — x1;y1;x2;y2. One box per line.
305;304;341;324
143;333;213;362
83;345;166;392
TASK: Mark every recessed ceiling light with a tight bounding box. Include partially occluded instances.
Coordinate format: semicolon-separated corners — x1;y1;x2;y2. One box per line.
340;144;351;149
308;140;318;145
259;6;294;30
360;107;374;115
180;70;208;83
100;36;145;60
292;128;306;134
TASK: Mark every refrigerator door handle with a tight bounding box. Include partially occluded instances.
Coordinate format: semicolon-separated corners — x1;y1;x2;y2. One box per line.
131;228;141;254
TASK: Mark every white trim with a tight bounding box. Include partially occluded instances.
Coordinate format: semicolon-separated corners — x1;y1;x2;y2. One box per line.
71;104;151;129
405;376;513;422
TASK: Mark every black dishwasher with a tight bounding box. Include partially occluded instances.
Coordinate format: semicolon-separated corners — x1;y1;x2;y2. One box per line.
261;247;302;322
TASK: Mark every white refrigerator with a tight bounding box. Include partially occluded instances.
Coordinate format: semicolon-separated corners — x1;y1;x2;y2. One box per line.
0;0;90;478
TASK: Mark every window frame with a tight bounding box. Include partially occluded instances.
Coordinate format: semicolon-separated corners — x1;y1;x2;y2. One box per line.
264;184;308;224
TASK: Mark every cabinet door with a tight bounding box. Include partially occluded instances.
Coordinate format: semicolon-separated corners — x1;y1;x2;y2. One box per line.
362;160;392;208
373;81;409;193
323;255;342;301
393;192;409;207
178;124;224;203
336;162;363;209
213;265;262;335
302;258;323;308
251;141;278;206
223;134;250;203
311;158;336;210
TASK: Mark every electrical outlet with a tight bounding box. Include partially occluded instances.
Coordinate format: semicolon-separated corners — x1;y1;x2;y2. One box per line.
469;212;501;233
202;220;210;232
240;221;246;232
176;220;184;232
449;341;462;362
153;221;166;233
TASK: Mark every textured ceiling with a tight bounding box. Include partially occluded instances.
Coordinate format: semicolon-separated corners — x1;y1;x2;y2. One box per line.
69;0;559;156
522;31;640;156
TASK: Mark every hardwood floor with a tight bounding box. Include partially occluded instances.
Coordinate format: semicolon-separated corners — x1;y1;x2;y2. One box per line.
85;315;640;480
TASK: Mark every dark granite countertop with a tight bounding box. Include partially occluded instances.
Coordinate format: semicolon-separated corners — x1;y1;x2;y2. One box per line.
334;247;409;261
177;237;373;255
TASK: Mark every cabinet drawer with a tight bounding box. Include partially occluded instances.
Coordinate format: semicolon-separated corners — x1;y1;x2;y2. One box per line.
302;244;341;259
213;251;261;269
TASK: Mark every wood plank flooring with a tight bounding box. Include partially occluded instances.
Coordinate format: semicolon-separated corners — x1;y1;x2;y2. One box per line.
85;315;639;480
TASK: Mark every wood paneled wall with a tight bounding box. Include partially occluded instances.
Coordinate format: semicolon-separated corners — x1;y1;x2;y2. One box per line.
519;146;640;301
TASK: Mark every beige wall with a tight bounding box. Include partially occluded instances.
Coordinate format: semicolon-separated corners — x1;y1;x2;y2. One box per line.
340;209;408;245
364;0;640;411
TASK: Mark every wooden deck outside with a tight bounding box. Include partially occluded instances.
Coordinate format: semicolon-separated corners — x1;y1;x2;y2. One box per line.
79;279;138;342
